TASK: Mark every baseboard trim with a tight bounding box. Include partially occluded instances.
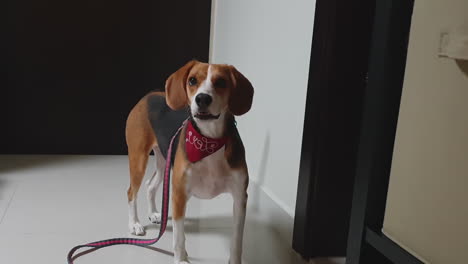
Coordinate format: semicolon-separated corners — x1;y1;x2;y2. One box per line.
247;179;307;263
248;180;295;247
261;185;296;218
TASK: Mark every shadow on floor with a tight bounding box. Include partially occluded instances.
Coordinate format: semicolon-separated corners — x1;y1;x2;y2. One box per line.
0;155;93;174
456;59;468;76
311;257;346;264
0;179;8;200
144;214;302;264
0;155;97;201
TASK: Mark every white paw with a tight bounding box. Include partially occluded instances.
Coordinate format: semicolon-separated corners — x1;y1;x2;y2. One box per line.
148;212;161;224
174;251;189;264
129;222;145;236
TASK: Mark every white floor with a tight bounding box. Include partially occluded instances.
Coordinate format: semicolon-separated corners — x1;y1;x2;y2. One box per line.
0;155;344;264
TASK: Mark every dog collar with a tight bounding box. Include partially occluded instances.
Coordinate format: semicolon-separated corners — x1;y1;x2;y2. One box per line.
185;120;228;163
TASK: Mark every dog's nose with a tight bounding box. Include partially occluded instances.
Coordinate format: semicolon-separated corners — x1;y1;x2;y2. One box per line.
195;93;212;108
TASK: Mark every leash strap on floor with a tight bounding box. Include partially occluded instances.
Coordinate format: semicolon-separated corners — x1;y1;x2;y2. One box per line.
66;120;187;264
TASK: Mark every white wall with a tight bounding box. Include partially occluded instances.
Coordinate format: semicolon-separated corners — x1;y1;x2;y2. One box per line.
210;0;315;220
383;0;468;263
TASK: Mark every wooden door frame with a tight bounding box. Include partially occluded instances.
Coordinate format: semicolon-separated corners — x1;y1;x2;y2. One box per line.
292;0;375;258
345;0;421;263
293;0;420;262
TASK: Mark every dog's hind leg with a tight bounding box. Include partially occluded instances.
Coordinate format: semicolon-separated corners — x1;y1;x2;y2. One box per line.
125;95;157;235
127;146;151;236
146;147;165;224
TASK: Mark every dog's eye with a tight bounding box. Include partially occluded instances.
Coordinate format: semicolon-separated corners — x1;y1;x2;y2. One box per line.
188;77;197;86
214;78;226;88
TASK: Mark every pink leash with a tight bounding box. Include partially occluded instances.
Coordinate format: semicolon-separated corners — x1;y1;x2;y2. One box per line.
66;120;187;264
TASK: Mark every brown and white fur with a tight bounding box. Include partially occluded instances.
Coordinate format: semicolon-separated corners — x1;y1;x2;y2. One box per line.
125;60;254;264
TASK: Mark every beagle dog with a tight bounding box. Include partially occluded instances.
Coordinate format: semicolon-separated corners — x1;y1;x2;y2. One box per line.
125;60;254;264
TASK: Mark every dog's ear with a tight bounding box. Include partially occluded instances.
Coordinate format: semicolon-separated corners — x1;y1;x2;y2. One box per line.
165;60;198;110
228;66;254;116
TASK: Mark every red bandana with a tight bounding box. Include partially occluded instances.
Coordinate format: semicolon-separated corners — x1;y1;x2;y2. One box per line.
185;120;228;163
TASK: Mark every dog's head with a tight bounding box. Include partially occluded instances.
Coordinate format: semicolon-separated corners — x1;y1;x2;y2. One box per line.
165;60;254;120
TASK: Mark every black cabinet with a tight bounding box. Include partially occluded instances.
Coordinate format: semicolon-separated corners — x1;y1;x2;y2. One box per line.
3;1;211;154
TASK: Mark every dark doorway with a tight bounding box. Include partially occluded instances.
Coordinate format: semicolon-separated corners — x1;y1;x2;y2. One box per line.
292;0;375;259
345;0;419;263
293;0;419;263
3;1;211;154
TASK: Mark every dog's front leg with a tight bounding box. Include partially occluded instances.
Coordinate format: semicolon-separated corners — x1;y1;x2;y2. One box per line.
229;177;248;264
172;180;190;264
